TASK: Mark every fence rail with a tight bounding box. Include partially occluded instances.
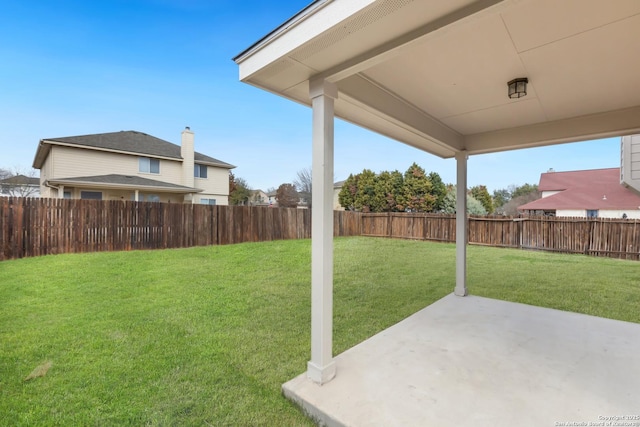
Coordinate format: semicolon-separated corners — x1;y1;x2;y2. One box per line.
0;198;361;260
1;197;639;261
361;212;640;260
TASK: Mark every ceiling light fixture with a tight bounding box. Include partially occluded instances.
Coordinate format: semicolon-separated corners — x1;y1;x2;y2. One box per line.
508;78;528;99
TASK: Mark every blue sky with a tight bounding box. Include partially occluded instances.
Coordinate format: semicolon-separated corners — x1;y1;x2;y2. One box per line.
0;0;621;193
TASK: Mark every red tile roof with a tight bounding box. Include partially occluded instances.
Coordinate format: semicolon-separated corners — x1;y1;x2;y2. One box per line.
519;168;640;211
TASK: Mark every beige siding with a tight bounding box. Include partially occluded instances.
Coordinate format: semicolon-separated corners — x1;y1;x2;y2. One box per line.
57;188;185;203
194;166;230;205
50;146;183;183
40;145;231;204
195;195;229;205
194;166;229;195
39;157;54;198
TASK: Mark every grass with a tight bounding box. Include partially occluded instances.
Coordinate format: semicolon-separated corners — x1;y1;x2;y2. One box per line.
0;237;638;425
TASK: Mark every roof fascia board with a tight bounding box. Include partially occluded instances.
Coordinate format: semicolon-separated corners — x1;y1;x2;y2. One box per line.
464;105;640;155
46;179;202;193
236;0;374;81
233;0;330;62
317;0;507;83
40;140;181;162
195;160;236;169
338;74;463;152
32;141;52;168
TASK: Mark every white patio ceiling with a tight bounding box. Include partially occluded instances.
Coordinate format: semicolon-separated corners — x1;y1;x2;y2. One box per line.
234;0;640;387
235;0;640;159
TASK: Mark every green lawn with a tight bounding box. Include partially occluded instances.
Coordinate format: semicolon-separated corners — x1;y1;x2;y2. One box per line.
1;237;638;425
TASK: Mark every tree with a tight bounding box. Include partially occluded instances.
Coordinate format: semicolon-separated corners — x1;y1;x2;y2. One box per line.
511;183;538;199
353;169;376;212
339;164;444;213
293;167;312;208
397;163;436;212
229;171;238;194
338;174;358;211
228;172;251;205
470;185;494;214
427;172;447;212
492;188;511;210
276;183;299;208
0;167;39;197
500;191;541;216
373;170;403;212
491;183;539;214
441;185;487;215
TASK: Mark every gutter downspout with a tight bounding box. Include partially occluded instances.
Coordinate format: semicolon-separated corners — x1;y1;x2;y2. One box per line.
44;180;64;198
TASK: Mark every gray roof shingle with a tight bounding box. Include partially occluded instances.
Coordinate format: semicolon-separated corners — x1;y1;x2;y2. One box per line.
0;174;40;185
48;174;200;192
43;131;234;168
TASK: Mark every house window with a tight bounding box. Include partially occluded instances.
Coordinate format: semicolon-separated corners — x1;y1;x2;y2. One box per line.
139;157;160;174
63;191;72;199
80;191;102;200
143;194;160;202
201;198;216;205
586;209;598;218
194;164;207;178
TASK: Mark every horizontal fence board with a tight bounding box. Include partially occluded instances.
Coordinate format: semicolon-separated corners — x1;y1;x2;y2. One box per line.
360;212;639;261
0;198;361;261
1;197;638;261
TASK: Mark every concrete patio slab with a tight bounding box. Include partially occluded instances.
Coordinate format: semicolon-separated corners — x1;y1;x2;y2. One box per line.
283;294;640;427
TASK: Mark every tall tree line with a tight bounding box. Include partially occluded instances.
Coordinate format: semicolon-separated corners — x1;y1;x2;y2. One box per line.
338;163;447;213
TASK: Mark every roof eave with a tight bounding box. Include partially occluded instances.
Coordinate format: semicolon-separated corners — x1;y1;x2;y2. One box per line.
32;140;52;169
196;159;236;169
232;0;329;63
45;179;203;194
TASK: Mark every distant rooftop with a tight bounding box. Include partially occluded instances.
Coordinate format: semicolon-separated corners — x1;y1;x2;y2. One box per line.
519;168;640;211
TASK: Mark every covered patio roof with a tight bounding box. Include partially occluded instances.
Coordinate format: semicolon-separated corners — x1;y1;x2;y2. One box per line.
234;0;640;394
235;0;640;157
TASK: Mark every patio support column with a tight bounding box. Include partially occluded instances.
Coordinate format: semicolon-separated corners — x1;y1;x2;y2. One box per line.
455;151;468;296
58;185;64;198
307;77;337;384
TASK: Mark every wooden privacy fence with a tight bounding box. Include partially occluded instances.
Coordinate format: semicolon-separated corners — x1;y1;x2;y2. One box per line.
2;198;639;261
0;197;361;261
361;212;640;260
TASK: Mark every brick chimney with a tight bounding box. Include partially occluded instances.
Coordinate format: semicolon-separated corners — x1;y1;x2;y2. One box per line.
181;127;195;202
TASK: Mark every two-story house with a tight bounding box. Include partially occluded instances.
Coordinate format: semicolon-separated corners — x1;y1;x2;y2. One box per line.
32;128;235;204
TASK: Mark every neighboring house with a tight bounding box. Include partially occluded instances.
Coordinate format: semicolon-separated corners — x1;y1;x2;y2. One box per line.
249;189;269;206
264;189;305;208
32;128;235;204
297;195;309;209
518;168;640;219
333;180;345;211
0;174;40;198
266;190;277;207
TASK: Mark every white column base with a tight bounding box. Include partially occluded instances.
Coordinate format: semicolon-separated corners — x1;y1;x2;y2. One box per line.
454;287;468;297
307;360;336;385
